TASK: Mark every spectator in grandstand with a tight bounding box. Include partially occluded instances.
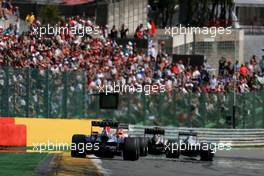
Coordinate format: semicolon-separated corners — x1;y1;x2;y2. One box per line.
209;75;218;91
149;44;157;59
239;79;250;93
171;63;179;74
13;6;19;19
110;25;118;39
3;23;14;36
102;25;109;38
203;58;212;71
259;56;264;73
232;60;240;73
120;24;128;38
248;55;258;74
225;60;233;75
25;12;35;24
218;57;226;76
134;24;144;39
177;60;185;73
1;0;6;9
0;0;7;20
13;18;20;36
192;66;201;82
240;64;248;77
5;0;12;12
1;0;12;17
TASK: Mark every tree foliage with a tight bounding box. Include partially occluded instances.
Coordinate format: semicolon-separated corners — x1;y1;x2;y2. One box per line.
40;3;61;25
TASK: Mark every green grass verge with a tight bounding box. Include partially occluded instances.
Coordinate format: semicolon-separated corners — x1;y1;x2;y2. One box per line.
0;152;49;176
6;146;72;152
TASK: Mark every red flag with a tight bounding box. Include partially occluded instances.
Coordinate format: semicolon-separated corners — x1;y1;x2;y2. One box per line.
151;20;156;36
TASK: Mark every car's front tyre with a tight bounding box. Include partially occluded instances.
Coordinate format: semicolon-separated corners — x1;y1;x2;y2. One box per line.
165;139;180;159
123;137;139;161
71;134;87;158
200;143;214;161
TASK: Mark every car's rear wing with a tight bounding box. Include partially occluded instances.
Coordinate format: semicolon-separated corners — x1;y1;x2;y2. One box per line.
178;131;198;136
144;127;165;135
91;121;119;128
91;121;129;129
118;123;129;129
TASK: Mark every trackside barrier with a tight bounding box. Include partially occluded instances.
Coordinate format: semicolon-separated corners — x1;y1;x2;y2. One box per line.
129;125;264;147
0;117;15;125
0;124;27;147
14;118;98;146
0;117;27;147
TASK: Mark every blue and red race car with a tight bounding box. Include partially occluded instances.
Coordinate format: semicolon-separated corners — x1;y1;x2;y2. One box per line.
71;120;148;161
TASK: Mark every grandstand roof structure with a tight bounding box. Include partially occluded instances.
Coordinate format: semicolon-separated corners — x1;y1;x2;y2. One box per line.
12;0;95;5
235;0;264;7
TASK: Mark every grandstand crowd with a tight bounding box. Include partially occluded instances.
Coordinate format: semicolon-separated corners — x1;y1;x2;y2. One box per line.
0;0;19;20
1;7;264;96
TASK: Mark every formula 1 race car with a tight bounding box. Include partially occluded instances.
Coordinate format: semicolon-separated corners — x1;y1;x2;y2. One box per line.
165;131;214;161
144;127;167;155
144;127;214;161
71;120;147;161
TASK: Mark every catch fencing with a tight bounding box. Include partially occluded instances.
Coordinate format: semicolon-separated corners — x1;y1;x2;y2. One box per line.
0;66;264;129
129;125;264;147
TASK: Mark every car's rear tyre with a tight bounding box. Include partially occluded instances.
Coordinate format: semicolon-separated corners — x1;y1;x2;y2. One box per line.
71;134;86;158
200;143;214;161
165;139;180;159
138;137;148;156
123;137;139;161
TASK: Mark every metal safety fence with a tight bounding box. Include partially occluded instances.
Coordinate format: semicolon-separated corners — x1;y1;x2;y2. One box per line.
128;125;264;147
0;66;264;128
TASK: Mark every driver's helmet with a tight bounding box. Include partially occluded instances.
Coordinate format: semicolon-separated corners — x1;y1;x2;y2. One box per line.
116;128;124;138
188;136;196;144
151;134;160;143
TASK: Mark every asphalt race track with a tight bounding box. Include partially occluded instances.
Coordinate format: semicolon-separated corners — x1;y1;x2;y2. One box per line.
88;149;264;176
43;149;264;176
